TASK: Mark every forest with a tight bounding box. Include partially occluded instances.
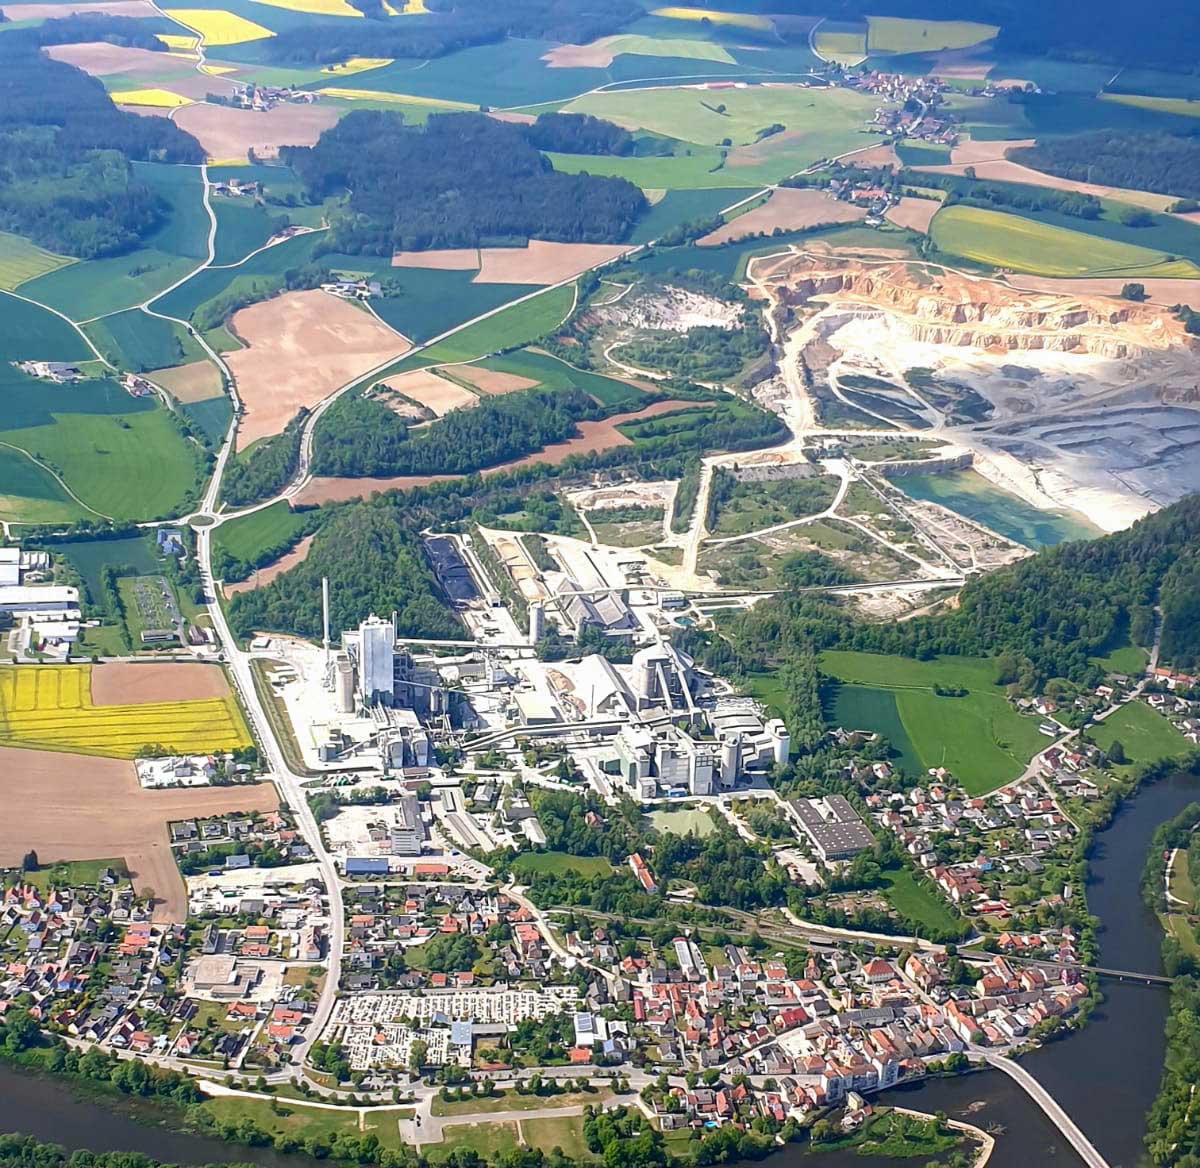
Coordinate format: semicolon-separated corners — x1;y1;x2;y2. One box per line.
1011;132;1200;204
227;500;462;642
621;312;769;383
0;30;201;257
260;0;639;64
311;386;599;478
220;412;306;509
283;112;646;253
1145;973;1200;1166
525;113;634;157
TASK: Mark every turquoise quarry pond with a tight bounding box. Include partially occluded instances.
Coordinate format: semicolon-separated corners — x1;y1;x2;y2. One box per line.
896;470;1098;548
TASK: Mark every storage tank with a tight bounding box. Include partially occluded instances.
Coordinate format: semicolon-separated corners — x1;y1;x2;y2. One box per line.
720;734;740;785
768;719;791;766
335;653;355;713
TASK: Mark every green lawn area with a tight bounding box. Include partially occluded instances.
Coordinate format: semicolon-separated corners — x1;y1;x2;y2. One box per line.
427;1121;520;1160
865;15;996;53
394;285;575;374
1162;912;1200;961
510;852;614;878
212;501;310;566
25;857;127;892
1089;700;1191;768
432;1091;597;1118
520;1114;593;1160
0;231;73;291
929;204;1200;278
743;672;786;718
647;807;716;837
880;865;962;936
1170;848;1199;910
820;650;1049;793
84;309;195;373
200;1096;409;1150
1089;624;1149;675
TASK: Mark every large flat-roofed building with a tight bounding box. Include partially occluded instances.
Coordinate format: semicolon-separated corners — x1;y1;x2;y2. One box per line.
791;795;875;862
390;794;424;856
0;585;80;616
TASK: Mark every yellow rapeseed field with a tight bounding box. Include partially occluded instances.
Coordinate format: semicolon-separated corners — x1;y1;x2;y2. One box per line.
320;57;393;75
0;666;252;759
651;6;771;30
164;9;275;45
156;33;198;49
317;87;477;110
109;88;193;108
247;0;362;15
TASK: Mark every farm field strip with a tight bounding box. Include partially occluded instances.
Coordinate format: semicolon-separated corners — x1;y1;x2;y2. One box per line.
0;233;74;291
0;666;252;758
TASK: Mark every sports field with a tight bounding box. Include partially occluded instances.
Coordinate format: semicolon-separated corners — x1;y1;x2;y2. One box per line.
0;232;73;290
930;204;1200;278
0;665;252;758
821;650;1048;794
866;16;997;54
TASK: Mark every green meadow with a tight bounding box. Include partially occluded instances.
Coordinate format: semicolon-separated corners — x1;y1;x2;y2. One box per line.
821;650;1049;794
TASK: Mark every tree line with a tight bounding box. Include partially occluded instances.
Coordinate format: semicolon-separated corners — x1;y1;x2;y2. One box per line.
1012;131;1200;204
284;111;646;254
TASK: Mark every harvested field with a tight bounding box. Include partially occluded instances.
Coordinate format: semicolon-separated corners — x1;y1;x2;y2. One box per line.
0;665;251;759
844;143;901;169
950;138;1035;165
1;0;155;16
1006;274;1200;309
91;662;230;707
150;359;224;403
223;534;315;595
293;401;707;503
885;196;940;233
0;745;277;922
919;155;1177;213
487;111;536;125
46;41;197;78
386;369;478;415
542;34;732;69
927;48;992;80
473;241;631;285
697;188;865;246
448;365;539;395
174;102;339;162
227;289;410;450
293;473;457;505
391;248;480;271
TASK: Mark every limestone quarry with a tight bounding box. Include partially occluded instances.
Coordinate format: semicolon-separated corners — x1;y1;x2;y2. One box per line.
750;249;1200;531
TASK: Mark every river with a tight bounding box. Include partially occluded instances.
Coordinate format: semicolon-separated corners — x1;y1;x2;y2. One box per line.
2;775;1196;1168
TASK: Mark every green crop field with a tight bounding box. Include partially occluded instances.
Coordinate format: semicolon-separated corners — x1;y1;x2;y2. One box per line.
894;140;951;166
598;34;735;65
564;84;878;153
182;396;233;446
19;248;198;319
0;445;87;525
46;535;159;602
0;382;201;521
211;197;279;265
627;187;745;244
929;205;1200;278
0;232;73;290
821;650;1049;793
212;500;309;565
395;285;575;373
812;26;867;65
1089;701;1191;769
866;16;997;54
547;145;754;191
473;348;647;408
1100;93;1200;119
0;293;91;363
84;309;195;372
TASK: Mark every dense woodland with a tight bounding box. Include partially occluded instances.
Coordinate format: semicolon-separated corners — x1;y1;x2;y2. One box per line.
525;113;634;157
621;312;770;383
0;29;200;257
1012;133;1200;204
227;500;461;642
312;387;599;478
284;112;646;253
220;412;307;509
260;0;639;64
